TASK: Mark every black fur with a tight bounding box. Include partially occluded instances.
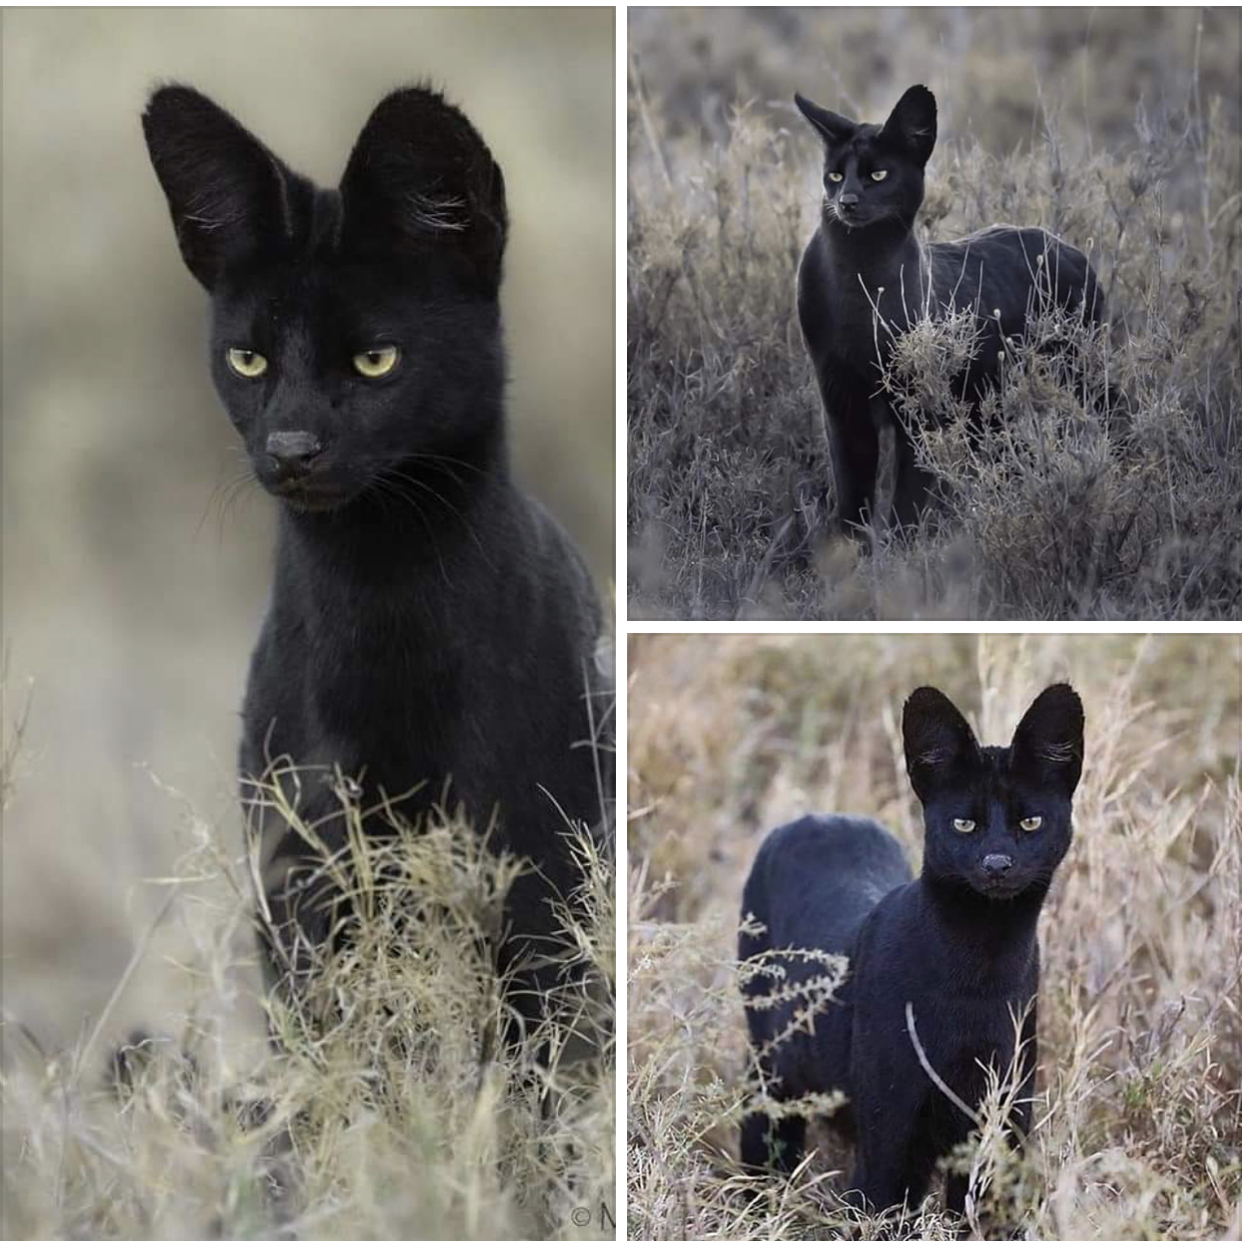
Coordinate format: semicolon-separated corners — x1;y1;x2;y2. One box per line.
794;84;1105;531
141;84;611;1031
739;684;1084;1218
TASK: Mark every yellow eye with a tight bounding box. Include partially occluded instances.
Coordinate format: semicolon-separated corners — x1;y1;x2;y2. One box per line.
870;170;888;182
1020;816;1043;832
953;818;976;834
226;348;267;378
827;172;844;183
353;346;399;378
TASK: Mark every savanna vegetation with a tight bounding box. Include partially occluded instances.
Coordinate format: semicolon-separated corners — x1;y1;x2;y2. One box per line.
628;633;1242;1239
2;741;617;1241
628;7;1242;618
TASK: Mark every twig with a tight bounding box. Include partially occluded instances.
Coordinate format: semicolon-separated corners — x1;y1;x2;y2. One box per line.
905;1000;981;1125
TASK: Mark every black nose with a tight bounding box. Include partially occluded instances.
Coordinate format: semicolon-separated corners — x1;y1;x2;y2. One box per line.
981;853;1014;876
266;431;323;477
838;193;859;211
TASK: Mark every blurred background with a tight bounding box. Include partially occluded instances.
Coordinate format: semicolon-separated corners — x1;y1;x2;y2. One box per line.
629;6;1240;153
1;9;614;1053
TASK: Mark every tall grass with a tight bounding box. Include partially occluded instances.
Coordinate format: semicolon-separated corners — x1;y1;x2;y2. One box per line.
628;42;1242;619
628;633;1242;1239
2;785;616;1241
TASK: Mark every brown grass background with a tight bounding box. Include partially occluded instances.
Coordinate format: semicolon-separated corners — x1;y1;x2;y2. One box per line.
628;633;1241;1238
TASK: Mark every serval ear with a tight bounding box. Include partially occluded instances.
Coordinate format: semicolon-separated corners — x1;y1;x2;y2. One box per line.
794;91;857;146
142;84;305;290
879;84;937;166
339;85;507;295
1011;684;1085;798
902;686;980;804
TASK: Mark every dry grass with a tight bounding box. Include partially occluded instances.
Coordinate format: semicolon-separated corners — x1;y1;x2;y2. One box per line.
628;633;1242;1239
2;767;616;1241
628;11;1242;619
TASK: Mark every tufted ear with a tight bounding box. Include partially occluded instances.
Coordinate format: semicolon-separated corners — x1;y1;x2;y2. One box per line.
878;84;937;166
794;92;857;146
142;85;302;290
902;687;981;803
1010;684;1084;797
338;85;507;295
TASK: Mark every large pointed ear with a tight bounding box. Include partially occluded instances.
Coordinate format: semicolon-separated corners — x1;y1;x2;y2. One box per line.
878;84;937;166
338;86;507;295
142;85;299;290
1010;684;1084;797
794;92;856;146
902;687;981;803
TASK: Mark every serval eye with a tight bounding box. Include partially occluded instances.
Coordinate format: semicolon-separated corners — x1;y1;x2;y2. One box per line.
827;172;844;183
870;169;888;182
353;345;399;378
953;818;976;834
226;348;267;378
1020;816;1043;832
